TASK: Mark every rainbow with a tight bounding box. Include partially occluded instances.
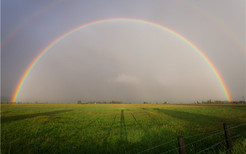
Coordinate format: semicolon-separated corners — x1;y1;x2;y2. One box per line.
178;0;246;54
11;18;232;103
2;1;245;56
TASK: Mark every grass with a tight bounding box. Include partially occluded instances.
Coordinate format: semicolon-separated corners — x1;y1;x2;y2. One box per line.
1;104;246;153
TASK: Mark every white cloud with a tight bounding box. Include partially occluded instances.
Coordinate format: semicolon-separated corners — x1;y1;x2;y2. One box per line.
114;74;140;84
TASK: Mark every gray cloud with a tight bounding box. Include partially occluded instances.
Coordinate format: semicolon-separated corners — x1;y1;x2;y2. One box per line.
1;0;245;103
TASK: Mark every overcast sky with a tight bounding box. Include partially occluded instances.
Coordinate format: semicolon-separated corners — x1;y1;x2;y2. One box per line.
1;0;245;103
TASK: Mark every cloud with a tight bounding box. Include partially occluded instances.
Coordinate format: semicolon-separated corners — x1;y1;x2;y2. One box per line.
114;74;140;84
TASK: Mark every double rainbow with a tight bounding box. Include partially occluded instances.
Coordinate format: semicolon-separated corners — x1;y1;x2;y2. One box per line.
11;18;232;103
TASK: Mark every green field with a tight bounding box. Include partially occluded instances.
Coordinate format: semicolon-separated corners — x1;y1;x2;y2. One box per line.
1;104;246;154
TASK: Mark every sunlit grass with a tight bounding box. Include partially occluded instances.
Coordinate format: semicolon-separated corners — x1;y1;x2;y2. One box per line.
1;104;246;153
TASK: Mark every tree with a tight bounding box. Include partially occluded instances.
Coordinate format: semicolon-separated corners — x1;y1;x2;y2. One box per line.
77;100;82;104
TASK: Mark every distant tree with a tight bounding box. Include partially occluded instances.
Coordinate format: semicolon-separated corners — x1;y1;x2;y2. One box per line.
111;101;122;104
77;100;82;104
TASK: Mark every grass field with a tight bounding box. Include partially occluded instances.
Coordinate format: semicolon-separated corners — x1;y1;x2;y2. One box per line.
1;104;246;154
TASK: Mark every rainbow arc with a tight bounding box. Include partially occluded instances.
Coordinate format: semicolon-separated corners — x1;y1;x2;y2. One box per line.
11;18;232;103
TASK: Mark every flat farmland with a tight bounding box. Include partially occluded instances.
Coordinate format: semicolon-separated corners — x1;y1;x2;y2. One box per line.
1;104;246;153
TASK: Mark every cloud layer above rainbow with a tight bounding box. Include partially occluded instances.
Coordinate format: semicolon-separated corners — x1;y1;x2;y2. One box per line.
1;0;64;49
11;18;232;103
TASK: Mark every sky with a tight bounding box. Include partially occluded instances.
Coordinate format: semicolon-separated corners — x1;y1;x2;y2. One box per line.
1;0;245;103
